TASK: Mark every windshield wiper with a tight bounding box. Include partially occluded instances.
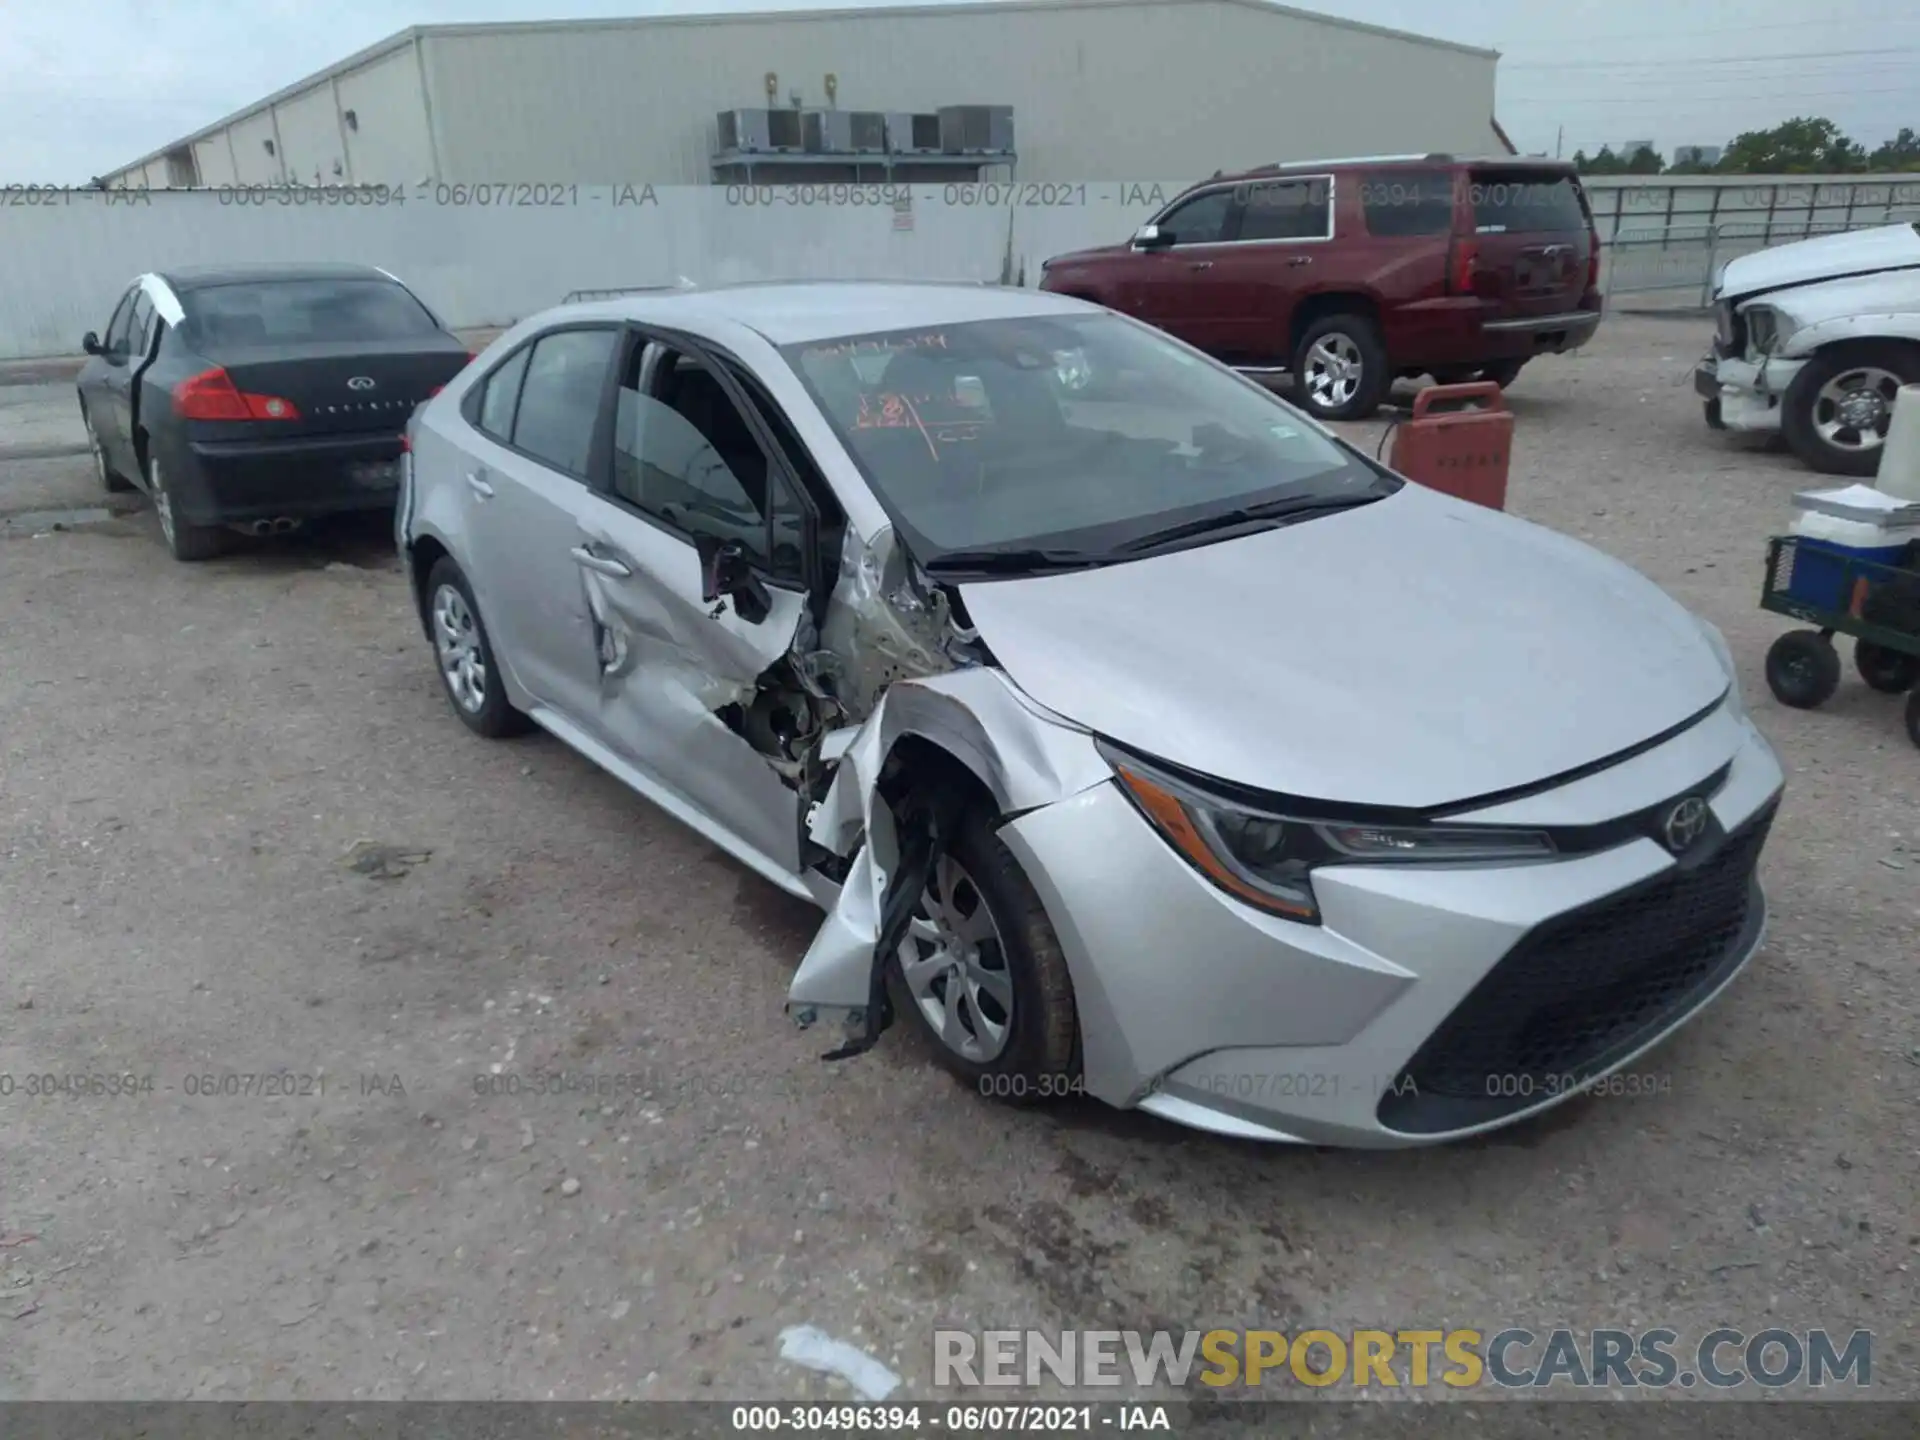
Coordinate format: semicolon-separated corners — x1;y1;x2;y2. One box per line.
922;546;1109;576
1117;493;1383;554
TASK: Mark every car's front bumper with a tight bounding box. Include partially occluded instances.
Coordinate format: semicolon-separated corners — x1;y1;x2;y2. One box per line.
1695;353;1807;434
1000;702;1784;1147
165;431;407;525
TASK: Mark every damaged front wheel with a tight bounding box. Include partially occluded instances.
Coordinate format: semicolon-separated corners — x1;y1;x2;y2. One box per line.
890;807;1080;1101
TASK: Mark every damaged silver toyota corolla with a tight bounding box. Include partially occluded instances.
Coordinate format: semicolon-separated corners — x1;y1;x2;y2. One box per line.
398;281;1784;1147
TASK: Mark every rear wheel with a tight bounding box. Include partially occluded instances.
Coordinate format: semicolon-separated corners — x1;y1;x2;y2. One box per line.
891;805;1079;1102
147;454;226;562
1292;313;1390;421
1906;688;1920;748
426;558;532;738
1478;358;1526;389
1855;639;1920;694
1781;342;1920;476
1765;631;1841;709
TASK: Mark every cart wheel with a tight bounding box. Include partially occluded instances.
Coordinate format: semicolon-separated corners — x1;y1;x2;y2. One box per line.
1907;688;1920;749
1855;640;1920;695
1766;631;1841;709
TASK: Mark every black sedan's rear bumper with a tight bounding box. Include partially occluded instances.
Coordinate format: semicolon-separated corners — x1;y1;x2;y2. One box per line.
165;430;406;526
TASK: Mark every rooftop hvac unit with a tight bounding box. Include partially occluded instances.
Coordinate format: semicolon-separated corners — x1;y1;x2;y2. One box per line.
938;105;1014;155
885;113;943;154
801;110;885;154
716;108;804;154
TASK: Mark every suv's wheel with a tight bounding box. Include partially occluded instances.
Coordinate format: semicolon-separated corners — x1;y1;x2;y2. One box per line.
1479;359;1526;389
890;806;1079;1102
146;453;226;562
1781;342;1920;476
82;403;133;493
1293;314;1390;421
425;557;532;738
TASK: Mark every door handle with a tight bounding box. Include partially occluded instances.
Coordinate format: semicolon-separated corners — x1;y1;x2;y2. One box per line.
465;472;494;499
570;545;631;578
1187;260;1214;271
1287;256;1313;267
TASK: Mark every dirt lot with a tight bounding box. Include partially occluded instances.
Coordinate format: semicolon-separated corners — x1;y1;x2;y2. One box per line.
1;314;1916;1406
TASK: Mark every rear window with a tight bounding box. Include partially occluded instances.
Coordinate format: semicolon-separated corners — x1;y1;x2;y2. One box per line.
180;279;441;348
1359;169;1456;238
1469;171;1588;234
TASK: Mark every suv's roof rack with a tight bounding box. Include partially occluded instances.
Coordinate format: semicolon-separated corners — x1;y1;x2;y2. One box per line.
1256;153;1454;171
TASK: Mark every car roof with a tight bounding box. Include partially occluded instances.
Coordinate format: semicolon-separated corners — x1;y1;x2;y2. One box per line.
549;280;1099;346
157;262;398;292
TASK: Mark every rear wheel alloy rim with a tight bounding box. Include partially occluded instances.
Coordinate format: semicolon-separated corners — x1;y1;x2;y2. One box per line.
88;423;106;485
898;853;1013;1064
1812;366;1901;451
150;460;175;546
1304;333;1363;409
432;584;488;714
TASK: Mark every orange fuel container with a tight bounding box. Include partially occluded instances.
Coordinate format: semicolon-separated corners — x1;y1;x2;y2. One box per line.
1387;381;1514;511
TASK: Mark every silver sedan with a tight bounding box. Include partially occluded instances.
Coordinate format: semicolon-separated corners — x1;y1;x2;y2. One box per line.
397;281;1783;1147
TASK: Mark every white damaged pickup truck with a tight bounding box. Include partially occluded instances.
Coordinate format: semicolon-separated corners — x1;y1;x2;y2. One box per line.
1696;221;1920;475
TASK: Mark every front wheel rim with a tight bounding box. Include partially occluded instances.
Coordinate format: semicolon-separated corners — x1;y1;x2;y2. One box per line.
898;853;1013;1064
1812;365;1901;451
1304;333;1363;409
432;584;489;714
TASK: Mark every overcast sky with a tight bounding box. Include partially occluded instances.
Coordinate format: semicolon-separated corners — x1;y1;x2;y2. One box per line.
4;0;1917;181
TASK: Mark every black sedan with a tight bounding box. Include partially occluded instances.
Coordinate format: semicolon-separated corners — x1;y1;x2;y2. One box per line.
75;263;473;561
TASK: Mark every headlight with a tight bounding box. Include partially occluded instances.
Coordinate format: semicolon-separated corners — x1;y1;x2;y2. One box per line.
1715;301;1735;348
1099;743;1555;925
1744;305;1780;356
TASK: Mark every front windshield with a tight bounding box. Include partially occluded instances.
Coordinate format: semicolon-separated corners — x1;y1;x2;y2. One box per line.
781;312;1396;566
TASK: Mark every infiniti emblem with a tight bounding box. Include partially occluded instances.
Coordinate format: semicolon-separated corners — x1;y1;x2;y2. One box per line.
346;376;377;391
1661;796;1710;854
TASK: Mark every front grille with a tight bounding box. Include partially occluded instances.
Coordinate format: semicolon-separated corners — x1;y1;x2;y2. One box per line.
1378;805;1774;1135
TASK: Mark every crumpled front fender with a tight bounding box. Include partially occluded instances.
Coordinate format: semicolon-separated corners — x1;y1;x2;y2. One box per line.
787;667;1112;1017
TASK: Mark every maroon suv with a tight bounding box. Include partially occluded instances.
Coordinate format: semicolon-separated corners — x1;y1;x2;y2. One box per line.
1038;154;1603;420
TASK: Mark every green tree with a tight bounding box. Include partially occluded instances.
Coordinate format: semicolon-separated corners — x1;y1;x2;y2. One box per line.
1625;144;1664;174
1577;145;1627;176
1868;127;1920;171
1717;116;1867;172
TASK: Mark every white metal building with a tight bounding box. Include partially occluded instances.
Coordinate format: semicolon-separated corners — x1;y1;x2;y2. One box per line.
104;0;1506;191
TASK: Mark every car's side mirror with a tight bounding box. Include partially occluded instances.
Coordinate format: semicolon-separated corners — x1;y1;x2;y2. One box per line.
696;535;772;624
82;331;102;356
1132;223;1174;251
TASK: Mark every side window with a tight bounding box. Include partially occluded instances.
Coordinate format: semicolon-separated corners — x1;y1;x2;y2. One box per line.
1360;169;1456;238
104;290;138;354
477;347;531;441
128;294;156;359
510;329;617;476
612;372;771;569
1158;189;1234;246
1236;178;1332;241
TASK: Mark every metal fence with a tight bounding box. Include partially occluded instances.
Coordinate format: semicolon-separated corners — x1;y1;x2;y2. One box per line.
1584;175;1920;302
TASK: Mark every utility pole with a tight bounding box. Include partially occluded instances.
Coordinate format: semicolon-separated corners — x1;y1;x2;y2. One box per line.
1556;125;1564;159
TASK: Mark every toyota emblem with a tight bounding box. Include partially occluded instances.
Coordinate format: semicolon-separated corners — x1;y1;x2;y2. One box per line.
346;376;377;391
1661;796;1710;854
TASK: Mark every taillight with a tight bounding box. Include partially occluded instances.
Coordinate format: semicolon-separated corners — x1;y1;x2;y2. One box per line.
427;385;444;397
1448;237;1480;296
1587;232;1602;291
172;368;301;421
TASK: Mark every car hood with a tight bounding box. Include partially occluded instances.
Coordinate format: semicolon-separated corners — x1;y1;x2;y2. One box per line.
1715;222;1920;302
957;484;1726;809
1042;244;1126;270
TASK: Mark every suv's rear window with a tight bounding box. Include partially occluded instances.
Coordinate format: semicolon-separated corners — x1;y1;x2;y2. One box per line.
1359;169;1456;238
181;279;441;347
1469;170;1588;234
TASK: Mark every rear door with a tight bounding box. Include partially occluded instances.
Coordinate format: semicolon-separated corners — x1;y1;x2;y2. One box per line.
178;277;469;437
1466;167;1594;318
1206;174;1335;363
458;325;623;719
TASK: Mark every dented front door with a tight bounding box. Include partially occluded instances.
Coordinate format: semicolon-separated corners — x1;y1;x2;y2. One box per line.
569;491;810;877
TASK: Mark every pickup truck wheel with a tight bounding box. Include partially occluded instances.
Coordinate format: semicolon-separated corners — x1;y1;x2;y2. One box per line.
1781;342;1920;476
1292;314;1389;421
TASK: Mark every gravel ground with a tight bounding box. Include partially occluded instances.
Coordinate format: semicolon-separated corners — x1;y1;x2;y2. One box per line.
0;315;1916;1408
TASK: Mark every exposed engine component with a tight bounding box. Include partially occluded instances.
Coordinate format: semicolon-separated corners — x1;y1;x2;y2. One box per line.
817;526;984;720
